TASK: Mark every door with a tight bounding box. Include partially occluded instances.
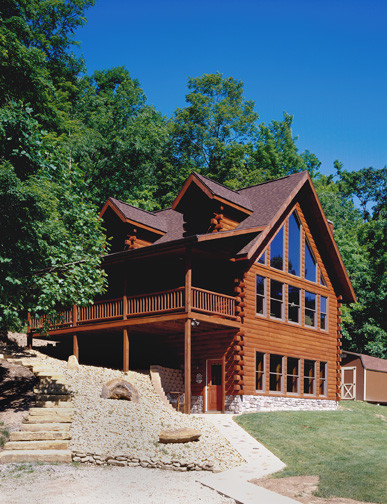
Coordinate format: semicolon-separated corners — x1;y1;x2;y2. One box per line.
341;367;356;400
206;359;223;411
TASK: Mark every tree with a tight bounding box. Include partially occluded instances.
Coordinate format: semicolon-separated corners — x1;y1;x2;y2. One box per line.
70;67;170;209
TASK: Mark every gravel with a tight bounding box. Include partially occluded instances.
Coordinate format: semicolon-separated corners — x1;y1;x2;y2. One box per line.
30;351;244;472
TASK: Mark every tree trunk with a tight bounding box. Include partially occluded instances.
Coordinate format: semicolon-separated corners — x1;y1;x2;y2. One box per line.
0;327;8;342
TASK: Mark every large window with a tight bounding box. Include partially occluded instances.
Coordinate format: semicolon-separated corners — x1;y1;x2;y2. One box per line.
287;357;300;394
304;360;316;395
270;280;284;319
288;285;301;324
257;251;266;265
256;275;266;315
269;354;284;392
256;352;266;391
270;227;284;270
305;239;317;282
288;212;301;276
319;362;327;396
305;291;316;327
320;296;328;330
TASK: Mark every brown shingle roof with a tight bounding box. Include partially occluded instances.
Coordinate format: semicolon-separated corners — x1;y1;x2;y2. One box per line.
108;198;167;233
193;172;253;211
343;351;387;372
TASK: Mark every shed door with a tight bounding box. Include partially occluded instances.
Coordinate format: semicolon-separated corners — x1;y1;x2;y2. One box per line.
341;367;356;400
207;360;223;411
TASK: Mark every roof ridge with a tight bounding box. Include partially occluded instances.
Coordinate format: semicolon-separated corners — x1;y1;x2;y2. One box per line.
238;171;308;192
193;171;243;196
109;197;157;217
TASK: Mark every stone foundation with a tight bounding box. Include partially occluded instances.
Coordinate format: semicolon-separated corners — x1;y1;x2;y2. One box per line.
191;395;203;413
225;395;337;413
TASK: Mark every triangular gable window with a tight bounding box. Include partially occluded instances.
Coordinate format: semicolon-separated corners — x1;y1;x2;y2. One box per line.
270;227;284;271
305;238;317;282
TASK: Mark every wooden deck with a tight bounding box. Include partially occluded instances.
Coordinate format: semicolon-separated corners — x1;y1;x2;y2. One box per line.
29;286;237;332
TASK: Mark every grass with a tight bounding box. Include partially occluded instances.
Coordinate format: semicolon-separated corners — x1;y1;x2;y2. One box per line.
0;422;9;448
235;401;387;503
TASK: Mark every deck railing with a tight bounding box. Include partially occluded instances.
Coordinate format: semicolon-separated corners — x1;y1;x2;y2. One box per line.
29;286;237;331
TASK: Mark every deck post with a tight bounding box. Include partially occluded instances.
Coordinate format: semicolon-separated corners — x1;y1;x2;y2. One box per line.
123;266;127;320
184;318;191;414
27;332;33;350
123;329;129;372
73;334;79;360
185;247;192;313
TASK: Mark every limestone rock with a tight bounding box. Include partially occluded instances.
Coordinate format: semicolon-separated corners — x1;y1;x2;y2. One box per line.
159;428;201;444
100;379;139;402
67;355;80;370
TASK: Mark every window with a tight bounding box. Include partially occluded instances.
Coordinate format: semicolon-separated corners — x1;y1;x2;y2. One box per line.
256;352;266;391
270;227;284;270
304;360;316;395
319;362;327;396
288;285;301;324
270;280;284;319
305;291;316;327
269;354;283;392
257;251;266;265
288;212;301;276
305;239;317;282
256;275;266;315
320;273;326;286
287;357;300;394
320;296;328;330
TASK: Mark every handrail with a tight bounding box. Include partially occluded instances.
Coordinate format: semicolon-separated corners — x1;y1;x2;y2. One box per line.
29;286;237;331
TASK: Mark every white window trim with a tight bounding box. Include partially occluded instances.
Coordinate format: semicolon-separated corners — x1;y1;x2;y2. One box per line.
270;280;284;320
269;354;284;394
320;295;328;331
288;285;301;325
256;275;267;317
286;357;300;395
304;290;317;328
303;360;316;396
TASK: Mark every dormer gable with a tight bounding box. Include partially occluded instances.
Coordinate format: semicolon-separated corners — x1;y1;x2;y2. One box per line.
171;172;253;236
99;198;166;253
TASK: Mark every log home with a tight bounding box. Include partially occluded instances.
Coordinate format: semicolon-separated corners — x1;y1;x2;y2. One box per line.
29;171;356;413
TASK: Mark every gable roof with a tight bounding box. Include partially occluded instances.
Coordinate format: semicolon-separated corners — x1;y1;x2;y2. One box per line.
342;351;387;372
172;172;253;214
100;198;167;235
100;171;356;303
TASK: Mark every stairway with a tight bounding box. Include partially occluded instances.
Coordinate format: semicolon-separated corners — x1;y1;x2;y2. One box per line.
0;356;73;463
150;365;185;411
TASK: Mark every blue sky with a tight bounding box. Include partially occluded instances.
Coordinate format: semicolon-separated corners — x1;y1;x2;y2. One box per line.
76;0;386;176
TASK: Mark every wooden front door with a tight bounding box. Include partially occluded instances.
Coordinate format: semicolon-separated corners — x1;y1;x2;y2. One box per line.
206;359;223;411
341;367;356;400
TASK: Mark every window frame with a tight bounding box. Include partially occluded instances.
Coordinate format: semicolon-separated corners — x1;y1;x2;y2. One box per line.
257;250;266;265
255;352;266;392
269;354;284;393
319;361;327;396
288;285;301;325
286;357;300;395
270;279;284;320
288;211;301;277
303;359;316;396
269;226;285;271
256;275;267;317
304;290;317;328
320;295;328;331
304;237;317;283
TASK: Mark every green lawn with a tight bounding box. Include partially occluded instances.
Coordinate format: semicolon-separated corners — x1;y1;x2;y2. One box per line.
235;401;387;503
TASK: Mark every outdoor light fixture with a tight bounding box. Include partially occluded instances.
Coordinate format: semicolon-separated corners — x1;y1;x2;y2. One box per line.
191;319;200;327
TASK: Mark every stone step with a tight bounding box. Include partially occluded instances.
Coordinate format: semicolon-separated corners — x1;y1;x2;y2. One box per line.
29;407;74;416
21;422;71;432
10;431;71;441
24;415;72;424
0;450;72;464
37;371;65;379
34;398;72;407
34;387;70;395
4;440;69;451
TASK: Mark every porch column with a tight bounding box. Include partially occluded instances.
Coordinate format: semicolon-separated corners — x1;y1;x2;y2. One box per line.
184;318;191;414
73;334;79;360
123;329;129;372
185;247;192;313
27;332;33;350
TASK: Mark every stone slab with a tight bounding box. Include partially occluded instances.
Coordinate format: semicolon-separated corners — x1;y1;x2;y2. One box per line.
0;450;72;464
10;431;71;441
4;440;69;450
29;407;74;415
21;422;71;432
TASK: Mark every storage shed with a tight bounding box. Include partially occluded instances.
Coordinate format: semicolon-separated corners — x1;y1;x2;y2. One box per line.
341;351;387;404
